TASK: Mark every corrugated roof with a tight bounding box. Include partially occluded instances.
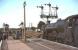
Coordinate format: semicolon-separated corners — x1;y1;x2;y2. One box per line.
66;14;78;20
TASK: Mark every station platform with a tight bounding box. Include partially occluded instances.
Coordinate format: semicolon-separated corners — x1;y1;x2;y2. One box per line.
1;36;32;50
7;40;32;50
1;36;78;50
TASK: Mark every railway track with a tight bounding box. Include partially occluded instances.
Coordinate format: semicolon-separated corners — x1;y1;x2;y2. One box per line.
27;38;78;50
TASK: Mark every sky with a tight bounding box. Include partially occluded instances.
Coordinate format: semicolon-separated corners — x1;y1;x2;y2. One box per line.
0;0;78;28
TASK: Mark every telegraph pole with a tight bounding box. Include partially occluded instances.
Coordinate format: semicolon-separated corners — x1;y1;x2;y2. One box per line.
23;1;26;42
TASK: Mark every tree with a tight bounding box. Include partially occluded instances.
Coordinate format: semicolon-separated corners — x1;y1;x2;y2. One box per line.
31;27;36;31
37;21;45;30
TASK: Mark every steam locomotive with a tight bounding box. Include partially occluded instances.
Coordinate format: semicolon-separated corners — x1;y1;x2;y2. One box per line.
42;15;78;47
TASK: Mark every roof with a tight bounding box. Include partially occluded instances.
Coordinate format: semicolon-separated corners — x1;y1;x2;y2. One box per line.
66;14;78;20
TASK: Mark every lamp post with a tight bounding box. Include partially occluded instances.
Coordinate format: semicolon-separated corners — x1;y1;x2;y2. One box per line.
23;1;26;42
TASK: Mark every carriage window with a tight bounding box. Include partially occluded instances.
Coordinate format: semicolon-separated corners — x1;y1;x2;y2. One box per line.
68;19;72;28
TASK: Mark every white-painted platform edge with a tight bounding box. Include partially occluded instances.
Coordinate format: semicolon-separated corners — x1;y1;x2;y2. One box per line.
0;40;2;47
